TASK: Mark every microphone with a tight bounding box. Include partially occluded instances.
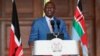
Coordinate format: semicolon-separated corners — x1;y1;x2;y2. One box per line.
56;20;60;32
50;20;55;32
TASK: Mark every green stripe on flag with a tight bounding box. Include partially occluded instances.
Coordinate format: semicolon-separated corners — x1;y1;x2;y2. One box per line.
72;18;84;37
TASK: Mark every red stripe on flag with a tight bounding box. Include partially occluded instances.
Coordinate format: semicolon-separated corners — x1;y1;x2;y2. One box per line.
79;16;88;47
15;46;23;56
79;17;87;33
81;33;88;47
9;29;18;56
74;7;81;20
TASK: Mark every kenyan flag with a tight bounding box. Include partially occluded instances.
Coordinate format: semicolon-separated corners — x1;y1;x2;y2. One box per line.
71;0;88;56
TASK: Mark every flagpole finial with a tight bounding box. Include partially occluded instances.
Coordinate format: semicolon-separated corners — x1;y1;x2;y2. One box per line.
12;0;14;2
77;0;80;4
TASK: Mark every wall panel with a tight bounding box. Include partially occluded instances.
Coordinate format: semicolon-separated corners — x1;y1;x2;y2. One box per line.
96;0;100;56
0;0;97;56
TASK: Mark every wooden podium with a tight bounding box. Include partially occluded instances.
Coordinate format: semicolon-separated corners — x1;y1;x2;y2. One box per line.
32;38;83;56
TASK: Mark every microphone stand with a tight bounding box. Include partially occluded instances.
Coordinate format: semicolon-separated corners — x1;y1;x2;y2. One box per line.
51;20;61;40
51;20;62;56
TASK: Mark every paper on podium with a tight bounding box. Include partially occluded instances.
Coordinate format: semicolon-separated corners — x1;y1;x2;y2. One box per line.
33;39;79;55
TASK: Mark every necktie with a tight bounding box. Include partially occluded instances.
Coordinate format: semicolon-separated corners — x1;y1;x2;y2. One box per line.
49;20;53;33
54;22;58;33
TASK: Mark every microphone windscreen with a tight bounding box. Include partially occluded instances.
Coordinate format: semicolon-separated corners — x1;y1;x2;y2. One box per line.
50;20;55;26
50;20;55;31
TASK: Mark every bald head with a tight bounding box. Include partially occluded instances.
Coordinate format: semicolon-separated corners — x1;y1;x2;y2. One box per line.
44;2;56;18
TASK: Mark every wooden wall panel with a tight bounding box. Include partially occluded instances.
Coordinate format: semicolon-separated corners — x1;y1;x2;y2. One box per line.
0;0;2;55
82;0;94;17
96;0;100;56
1;0;43;20
51;0;74;17
0;0;97;56
0;0;2;16
0;0;43;56
3;0;33;18
0;20;33;56
81;0;95;56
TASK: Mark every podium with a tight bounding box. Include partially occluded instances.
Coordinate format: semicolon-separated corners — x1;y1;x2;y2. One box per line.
32;38;83;56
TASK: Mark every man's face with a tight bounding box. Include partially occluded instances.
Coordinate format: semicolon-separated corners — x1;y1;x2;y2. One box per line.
44;2;56;18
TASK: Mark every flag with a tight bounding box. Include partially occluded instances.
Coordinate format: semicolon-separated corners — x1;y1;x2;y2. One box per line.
71;0;88;56
43;0;50;16
9;0;23;56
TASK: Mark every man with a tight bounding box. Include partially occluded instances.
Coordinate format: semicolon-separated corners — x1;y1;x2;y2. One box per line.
28;1;70;48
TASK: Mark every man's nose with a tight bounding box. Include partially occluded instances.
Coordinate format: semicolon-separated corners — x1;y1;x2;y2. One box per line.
48;8;53;11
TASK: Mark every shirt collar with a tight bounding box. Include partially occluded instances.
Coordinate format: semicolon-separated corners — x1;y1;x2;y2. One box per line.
45;16;54;21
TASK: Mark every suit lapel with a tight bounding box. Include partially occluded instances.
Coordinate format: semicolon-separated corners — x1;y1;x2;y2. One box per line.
53;17;58;33
41;17;50;33
41;17;60;33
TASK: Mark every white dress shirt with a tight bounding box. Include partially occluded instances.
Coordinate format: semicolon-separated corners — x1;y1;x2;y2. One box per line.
45;16;54;33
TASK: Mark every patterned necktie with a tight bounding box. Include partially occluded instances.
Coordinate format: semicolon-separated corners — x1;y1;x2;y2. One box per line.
49;19;53;33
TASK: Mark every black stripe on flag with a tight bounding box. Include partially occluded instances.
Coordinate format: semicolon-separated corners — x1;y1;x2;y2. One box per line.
12;0;20;41
78;0;82;11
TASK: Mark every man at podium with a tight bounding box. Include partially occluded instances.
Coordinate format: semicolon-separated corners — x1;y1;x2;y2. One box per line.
28;1;70;50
